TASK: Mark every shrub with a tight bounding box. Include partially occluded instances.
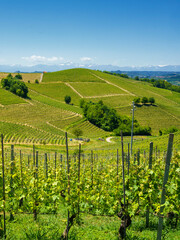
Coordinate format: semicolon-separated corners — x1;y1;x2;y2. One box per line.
65;95;71;104
149;97;155;105
15;73;22;80
159;126;178;136
73;128;83;138
134;97;140;105
79;99;85;108
141;96;148;104
1;77;28;98
35;79;39;84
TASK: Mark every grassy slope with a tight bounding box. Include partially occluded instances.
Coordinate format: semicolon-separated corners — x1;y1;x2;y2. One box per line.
69;82;126;97
0;68;180;145
27;82;81;106
0;88;26;105
43;68;105;83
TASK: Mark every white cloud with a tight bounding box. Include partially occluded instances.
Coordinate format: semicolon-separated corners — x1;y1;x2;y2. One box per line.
22;55;64;63
80;57;92;62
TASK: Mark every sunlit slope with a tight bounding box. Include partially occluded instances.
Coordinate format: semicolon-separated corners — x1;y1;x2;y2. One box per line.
0;88;26;105
43;68;105;83
30;68;180;135
0;68;180;142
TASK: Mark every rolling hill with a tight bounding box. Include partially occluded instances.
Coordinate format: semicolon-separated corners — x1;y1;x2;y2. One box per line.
0;68;180;145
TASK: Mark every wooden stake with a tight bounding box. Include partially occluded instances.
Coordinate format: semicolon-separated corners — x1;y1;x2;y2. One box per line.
157;134;174;240
1;134;6;238
146;142;153;228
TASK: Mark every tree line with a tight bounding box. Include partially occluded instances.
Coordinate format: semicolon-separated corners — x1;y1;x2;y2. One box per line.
80;99;151;136
134;76;180;93
1;73;28;98
101;71;180;93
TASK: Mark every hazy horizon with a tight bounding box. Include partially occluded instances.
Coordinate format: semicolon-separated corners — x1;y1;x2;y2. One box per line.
1;0;180;67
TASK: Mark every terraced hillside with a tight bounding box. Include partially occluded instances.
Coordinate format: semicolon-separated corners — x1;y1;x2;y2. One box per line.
0;68;180;144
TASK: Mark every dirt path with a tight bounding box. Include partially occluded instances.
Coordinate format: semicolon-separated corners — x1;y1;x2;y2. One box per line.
84;93;129;99
40;73;43;83
65;83;84;98
106;136;113;143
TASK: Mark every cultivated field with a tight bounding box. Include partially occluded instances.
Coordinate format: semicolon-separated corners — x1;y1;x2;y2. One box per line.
0;72;41;82
0;68;180;144
43;68;105;83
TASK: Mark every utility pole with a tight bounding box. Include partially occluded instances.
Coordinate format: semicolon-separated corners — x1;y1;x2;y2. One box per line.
130;101;135;156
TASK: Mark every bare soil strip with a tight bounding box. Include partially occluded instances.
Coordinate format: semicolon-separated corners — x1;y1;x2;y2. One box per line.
40;73;43;83
84;93;129;99
91;73;135;96
65;83;84;98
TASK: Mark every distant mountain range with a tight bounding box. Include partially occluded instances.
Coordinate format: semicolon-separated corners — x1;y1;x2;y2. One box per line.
1;64;180;72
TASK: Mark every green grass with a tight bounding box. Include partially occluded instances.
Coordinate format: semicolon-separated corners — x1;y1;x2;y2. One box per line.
0;88;26;105
28;89;82;114
69;82;127;97
116;104;180;135
4;211;180;239
43;68;105;83
27;82;81;106
0;68;180;145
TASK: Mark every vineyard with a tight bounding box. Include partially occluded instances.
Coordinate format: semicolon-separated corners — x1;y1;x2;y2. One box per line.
0;133;179;239
1;68;180;142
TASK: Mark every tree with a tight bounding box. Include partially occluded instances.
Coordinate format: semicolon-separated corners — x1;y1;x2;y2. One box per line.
149;97;155;105
133;97;140;105
73;128;83;138
134;76;139;80
65;95;71;104
15;73;22;80
141;97;148;104
35;79;39;84
79;99;85;108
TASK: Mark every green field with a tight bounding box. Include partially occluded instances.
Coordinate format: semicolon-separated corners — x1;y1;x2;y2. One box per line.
0;68;180;145
69;82;127;97
27;82;81;106
43;68;105;83
0;88;26;105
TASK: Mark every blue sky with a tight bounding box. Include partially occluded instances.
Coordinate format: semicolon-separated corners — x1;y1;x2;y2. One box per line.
0;0;180;67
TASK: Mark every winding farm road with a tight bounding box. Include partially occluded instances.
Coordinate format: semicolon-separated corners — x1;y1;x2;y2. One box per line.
106;137;113;143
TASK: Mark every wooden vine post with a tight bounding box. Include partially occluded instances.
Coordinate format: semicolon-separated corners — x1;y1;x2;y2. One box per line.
118;131;131;239
77;143;81;223
1;134;6;238
157;134;174;240
10;145;15;221
44;153;48;179
146;142;153;228
91;150;93;187
54;152;57;178
34;151;39;221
